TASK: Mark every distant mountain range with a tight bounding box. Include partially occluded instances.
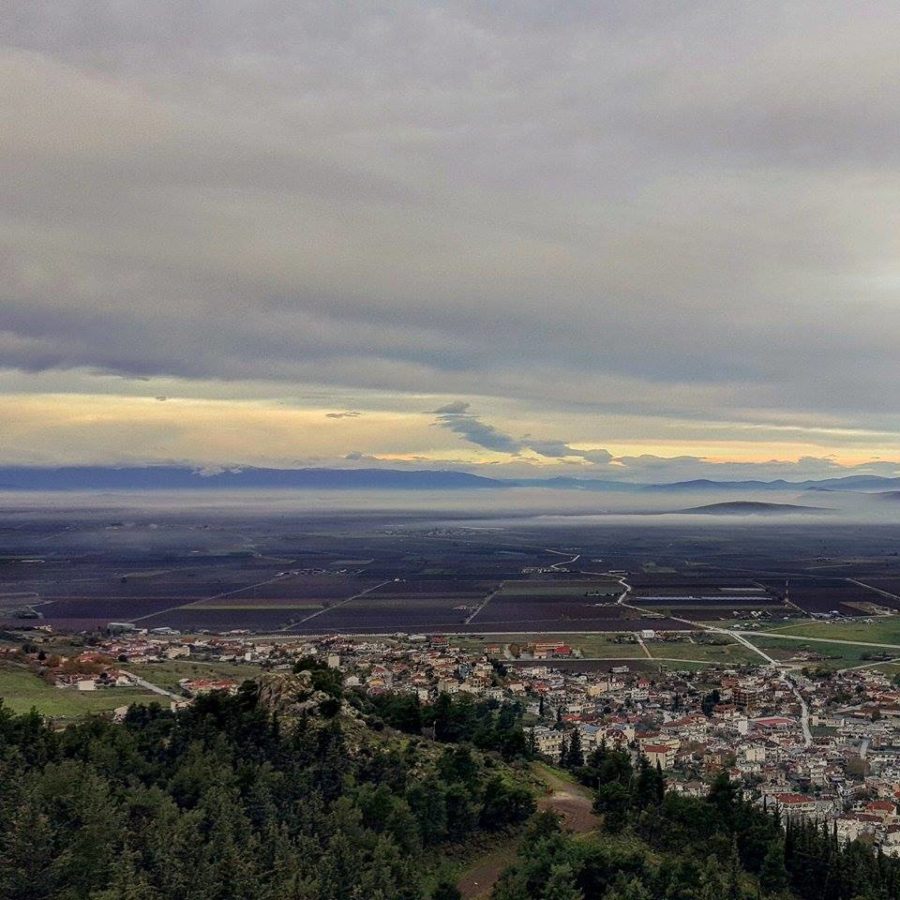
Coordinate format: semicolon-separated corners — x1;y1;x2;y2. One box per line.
0;466;506;491
640;475;900;492
0;465;898;492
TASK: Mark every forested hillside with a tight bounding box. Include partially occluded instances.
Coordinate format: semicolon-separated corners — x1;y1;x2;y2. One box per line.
1;677;898;899
493;743;900;900
0;677;534;899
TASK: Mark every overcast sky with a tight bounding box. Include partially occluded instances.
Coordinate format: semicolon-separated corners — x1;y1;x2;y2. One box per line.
3;2;900;481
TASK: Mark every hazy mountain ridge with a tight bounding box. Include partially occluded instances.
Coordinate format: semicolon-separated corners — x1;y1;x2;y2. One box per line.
642;475;900;492
0;465;507;491
674;501;829;516
0;465;898;493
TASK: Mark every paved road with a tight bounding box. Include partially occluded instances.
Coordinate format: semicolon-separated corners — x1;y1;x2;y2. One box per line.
784;672;813;747
122;671;183;702
465;583;504;625
645;607;815;746
132;572;293;623
546;552;581;571
281;579;395;630
846;579;900;603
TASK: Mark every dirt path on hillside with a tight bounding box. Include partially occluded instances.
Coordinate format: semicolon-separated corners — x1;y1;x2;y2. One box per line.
535;766;600;834
457;766;598;899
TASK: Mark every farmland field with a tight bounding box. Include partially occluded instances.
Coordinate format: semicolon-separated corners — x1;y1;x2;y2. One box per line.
188;601;323;610
758;617;900;645
140;608;317;631
757;577;891;615
473;578;629;628
4;500;900;639
0;663;161;718
131;659;264;691
741;636;888;669
495;579;622;598
451;633;660;658
445;632;742;663
645;638;759;664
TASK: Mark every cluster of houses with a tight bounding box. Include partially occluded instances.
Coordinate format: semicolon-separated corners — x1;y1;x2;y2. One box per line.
13;625;900;853
316;635;900;855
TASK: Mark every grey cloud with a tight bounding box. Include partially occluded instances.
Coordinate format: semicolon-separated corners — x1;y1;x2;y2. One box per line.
3;2;900;456
581;449;614;464
433;405;524;454
525;440;612;464
326;410;361;419
433;404;613;462
433;401;470;415
524;440;576;459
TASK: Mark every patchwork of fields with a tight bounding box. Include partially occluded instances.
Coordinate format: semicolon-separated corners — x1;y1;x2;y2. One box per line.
2;508;900;647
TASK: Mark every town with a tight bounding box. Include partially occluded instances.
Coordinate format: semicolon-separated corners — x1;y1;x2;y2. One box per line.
9;621;900;858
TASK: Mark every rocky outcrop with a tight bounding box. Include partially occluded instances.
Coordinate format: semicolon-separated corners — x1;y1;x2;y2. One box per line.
256;671;332;717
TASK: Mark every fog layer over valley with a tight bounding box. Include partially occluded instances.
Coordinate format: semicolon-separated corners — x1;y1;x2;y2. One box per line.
1;483;898;522
1;489;899;637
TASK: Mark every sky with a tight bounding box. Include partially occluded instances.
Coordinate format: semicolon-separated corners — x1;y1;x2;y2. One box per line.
3;2;900;482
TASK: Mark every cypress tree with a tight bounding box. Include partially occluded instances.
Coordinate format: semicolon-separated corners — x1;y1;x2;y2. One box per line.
566;729;584;768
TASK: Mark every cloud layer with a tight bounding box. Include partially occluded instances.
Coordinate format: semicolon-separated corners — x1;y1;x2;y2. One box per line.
3;3;900;475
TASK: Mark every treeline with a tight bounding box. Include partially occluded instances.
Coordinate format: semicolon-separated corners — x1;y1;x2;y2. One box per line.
495;742;900;899
0;685;535;899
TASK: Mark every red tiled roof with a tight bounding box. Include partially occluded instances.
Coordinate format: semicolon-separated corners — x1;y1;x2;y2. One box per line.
867;801;896;812
772;793;814;805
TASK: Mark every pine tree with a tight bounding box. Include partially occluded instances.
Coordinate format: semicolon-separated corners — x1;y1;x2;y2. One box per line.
759;839;787;895
431;878;462;900
699;854;727;900
0;799;56;899
543;863;584;900
89;847;160;900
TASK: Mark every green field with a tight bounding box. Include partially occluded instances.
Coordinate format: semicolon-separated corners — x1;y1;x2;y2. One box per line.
650;658;723;672
742;635;892;669
451;633;658;659
132;658;264;691
869;661;900;677
646;639;760;664
565;634;649;657
449;632;764;667
759;617;900;645
0;664;162;719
